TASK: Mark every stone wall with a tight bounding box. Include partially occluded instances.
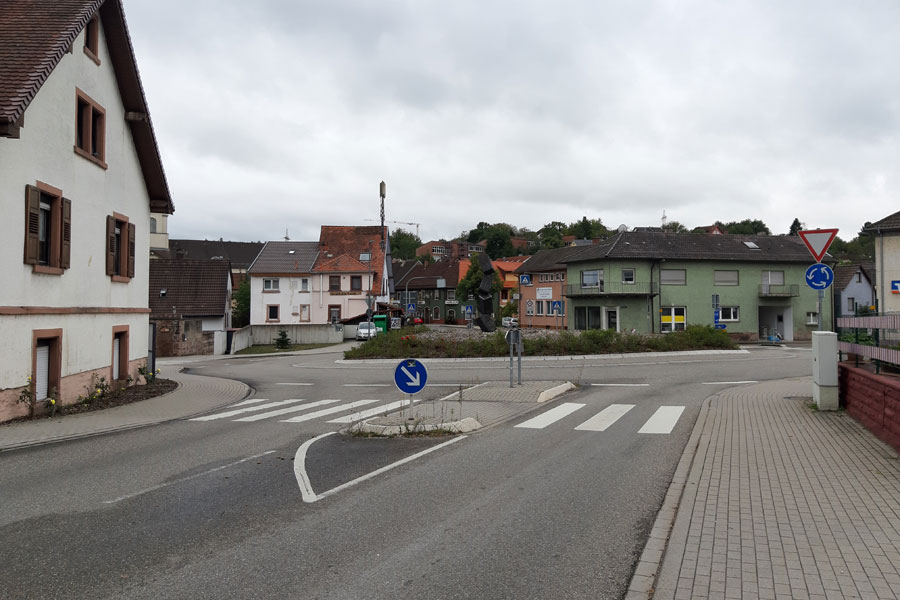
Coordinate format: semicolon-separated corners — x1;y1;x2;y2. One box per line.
153;318;214;357
839;363;900;451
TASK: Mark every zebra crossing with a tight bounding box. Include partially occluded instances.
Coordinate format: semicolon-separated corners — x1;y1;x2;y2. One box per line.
189;397;420;426
516;402;685;435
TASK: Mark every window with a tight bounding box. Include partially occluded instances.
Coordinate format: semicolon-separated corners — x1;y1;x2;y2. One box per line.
350;275;362;291
807;312;819;325
660;306;686;332
359;253;371;261
743;241;760;249
433;306;440;320
149;217;157;233
266;305;279;322
447;289;456;301
536;301;544;316
263;278;279;291
761;271;784;285
328;305;341;323
660;269;686;285
856;272;862;283
847;297;855;312
24;183;71;274
83;16;100;64
106;214;134;281
714;270;739;286
720;307;739;322
329;276;341;291
75;89;106;167
300;278;309;292
111;326;129;382
32;329;62;403
299;305;310;322
622;269;635;284
581;270;601;288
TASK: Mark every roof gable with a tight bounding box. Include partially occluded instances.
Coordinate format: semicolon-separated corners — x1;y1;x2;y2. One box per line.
0;0;173;213
314;254;371;273
318;225;388;294
865;210;900;233
247;241;317;274
149;259;230;318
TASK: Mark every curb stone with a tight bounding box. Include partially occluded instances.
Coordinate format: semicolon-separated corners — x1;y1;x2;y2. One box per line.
623;393;717;600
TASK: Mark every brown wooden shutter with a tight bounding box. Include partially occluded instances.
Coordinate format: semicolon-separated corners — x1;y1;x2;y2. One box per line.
127;223;135;278
60;198;72;269
24;185;41;264
106;215;116;275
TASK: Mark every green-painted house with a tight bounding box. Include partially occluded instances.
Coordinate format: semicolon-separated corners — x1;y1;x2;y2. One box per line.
559;232;833;341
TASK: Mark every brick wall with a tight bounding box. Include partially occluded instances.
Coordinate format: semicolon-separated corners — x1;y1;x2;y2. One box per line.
840;363;900;452
153;318;214;357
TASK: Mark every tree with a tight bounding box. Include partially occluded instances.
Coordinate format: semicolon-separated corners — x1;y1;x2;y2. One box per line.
539;221;567;248
723;219;771;235
390;228;421;259
467;221;492;243
456;254;503;302
665;221;689;233
567;217;609;239
485;226;515;259
788;218;803;236
273;328;291;350
232;278;250;328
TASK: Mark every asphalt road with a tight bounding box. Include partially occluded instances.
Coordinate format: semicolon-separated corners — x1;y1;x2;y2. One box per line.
0;344;812;599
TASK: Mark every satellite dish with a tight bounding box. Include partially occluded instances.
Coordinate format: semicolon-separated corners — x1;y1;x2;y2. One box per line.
617;224;628;233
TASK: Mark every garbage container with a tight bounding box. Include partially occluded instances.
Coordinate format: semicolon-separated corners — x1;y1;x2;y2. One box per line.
373;314;387;333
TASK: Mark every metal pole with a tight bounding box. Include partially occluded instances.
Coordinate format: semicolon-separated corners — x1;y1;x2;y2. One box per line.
509;335;514;388
517;330;522;385
818;290;824;332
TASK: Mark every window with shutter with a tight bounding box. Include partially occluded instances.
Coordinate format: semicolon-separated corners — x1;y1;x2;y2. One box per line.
107;213;134;282
24;183;69;274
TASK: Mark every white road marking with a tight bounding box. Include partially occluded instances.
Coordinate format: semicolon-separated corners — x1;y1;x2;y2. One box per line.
299;436;468;503
276;382;314;386
575;404;635;431
638;406;685;434
104;450;276;504
233;399;341;422
343;383;390;387
190;400;311;421
328;398;422;424
701;381;758;385
230;398;271;407
515;403;586;429
280;399;381;423
294;433;334;502
591;383;650;387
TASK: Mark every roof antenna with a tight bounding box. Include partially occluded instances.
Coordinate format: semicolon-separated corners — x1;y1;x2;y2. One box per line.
379;181;386;250
284;229;290;241
661;210;668;232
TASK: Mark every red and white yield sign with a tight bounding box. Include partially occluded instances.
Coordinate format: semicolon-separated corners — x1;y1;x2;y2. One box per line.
798;229;839;262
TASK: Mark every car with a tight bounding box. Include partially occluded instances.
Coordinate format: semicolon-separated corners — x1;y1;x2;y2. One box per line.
356;322;378;341
412;317;423;325
502;317;519;328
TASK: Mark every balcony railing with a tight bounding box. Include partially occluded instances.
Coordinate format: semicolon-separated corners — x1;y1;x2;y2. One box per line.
758;284;800;297
564;282;658;297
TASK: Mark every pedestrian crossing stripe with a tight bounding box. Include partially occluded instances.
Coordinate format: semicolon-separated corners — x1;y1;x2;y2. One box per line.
280;399;382;423
574;404;634;432
515;403;685;434
515;403;586;429
233;399;341;422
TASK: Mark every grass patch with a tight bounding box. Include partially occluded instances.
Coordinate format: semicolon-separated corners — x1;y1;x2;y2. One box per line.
236;343;338;355
344;324;738;359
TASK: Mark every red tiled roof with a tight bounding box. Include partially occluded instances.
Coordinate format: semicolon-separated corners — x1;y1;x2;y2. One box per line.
0;0;173;213
314;254;371;273
317;226;387;293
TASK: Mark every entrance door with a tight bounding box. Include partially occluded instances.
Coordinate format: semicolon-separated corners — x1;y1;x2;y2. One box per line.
35;341;50;400
605;308;619;332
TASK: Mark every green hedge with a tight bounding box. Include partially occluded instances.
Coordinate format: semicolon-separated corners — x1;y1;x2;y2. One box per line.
344;325;737;359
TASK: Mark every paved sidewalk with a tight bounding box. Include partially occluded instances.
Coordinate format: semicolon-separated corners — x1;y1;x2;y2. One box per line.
0;364;249;451
630;378;900;600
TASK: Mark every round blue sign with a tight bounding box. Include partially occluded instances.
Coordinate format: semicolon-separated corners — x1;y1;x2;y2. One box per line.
394;359;428;394
805;263;834;290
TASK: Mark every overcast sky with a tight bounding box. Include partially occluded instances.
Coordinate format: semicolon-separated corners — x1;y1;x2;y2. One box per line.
125;0;898;244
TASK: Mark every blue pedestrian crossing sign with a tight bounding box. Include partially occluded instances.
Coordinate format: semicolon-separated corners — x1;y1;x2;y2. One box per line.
519;274;532;285
406;303;416;313
465;305;474;317
394;359;428;394
805;263;834;290
550;300;563;314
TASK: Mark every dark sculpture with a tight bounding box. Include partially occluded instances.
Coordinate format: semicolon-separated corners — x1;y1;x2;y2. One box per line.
475;253;496;332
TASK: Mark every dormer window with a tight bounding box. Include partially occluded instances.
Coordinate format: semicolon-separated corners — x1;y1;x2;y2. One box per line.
360;252;371;261
84;16;100;64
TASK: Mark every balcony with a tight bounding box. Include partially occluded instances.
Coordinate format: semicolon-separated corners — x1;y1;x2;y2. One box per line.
564;282;658;297
758;284;800;297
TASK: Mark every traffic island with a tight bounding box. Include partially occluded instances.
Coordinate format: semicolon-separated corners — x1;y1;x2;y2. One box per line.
346;380;576;437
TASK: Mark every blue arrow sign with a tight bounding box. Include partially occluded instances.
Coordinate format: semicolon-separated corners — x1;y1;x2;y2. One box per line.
406;303;416;313
805;263;834;290
519;274;532;285
550;300;563;314
394;359;428;394
714;324;727;330
714;309;720;324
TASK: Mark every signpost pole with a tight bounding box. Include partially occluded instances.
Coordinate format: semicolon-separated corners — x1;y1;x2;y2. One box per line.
819;290;824;332
509;332;514;388
517;330;523;385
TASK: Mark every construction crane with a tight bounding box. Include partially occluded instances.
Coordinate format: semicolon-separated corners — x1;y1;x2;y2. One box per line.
365;219;421;238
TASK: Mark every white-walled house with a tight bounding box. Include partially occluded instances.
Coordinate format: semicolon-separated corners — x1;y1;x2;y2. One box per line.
247;241;320;325
865;212;900;314
0;0;173;421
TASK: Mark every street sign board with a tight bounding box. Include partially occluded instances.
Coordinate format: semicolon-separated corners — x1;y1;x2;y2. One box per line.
805;263;834;290
519;274;532;285
714;309;720;324
537;287;553;300
406;303;416;313
550;300;563;314
715;324;727;330
798;229;838;263
893;281;900;294
394;359;428;394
